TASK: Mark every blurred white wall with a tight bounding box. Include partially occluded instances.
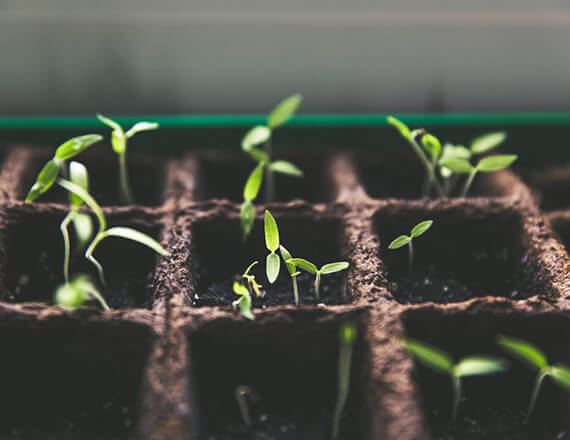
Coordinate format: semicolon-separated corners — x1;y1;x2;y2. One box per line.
1;0;570;115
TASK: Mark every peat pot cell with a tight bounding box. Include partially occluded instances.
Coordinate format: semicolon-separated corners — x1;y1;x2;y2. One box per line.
356;149;513;200
550;217;570;253
0;318;150;439
189;215;350;307
188;315;370;440
521;165;570;211
0;210;161;309
375;207;535;304
194;152;333;203
21;150;166;207
403;309;570;440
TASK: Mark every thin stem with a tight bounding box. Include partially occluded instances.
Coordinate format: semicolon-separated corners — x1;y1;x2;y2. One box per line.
461;169;478;198
60;211;75;283
292;274;300;306
408;240;414;276
524;371;547;424
442;177;452;197
315;271;321;300
421;155;438;197
235;386;254;427
118;152;133;205
264;138;275;203
451;374;462;422
84;286;111;311
85;232;106;285
407;134;445;198
331;335;354;439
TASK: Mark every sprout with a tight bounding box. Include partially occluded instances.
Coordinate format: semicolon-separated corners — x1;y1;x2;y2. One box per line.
240;163;264;239
497;335;570;423
331;321;357;440
279;245;301;306
56;178;170;285
55;274;110;311
439;154;518;197
264;210;281;283
404;338;508;421
235;385;259;427
232;261;262;321
25;134;102;202
97;114;159;205
241;94;303;205
286;258;349;300
388;220;433;275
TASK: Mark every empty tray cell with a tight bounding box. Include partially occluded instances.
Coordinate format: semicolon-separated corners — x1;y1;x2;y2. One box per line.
0;317;151;439
374;205;539;304
356;149;518;200
403;308;570;440
20;149;166;207
549;214;570;252
0;207;163;309
189;211;351;307
194;151;334;203
188;312;371;439
520;165;570;211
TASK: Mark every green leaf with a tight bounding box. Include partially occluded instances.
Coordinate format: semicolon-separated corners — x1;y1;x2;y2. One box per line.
238;295;255;320
476;154;518;172
388;235;411;250
240;202;255;239
103;227;170;256
454;357;508;377
268;160;303;177
54;134;102;160
71;212;94;249
441;144;471;161
471;131;507;155
340;321;357;344
243;163;265;202
387;116;411;139
497;335;548;369
421;134;441;158
438;158;474;174
97;114;122;132
286;258;318;275
403;339;454;374
125;121;159;138
233;281;250;296
54;282;88;309
68;161;89;207
264;210;279;252
550;365;570;390
56;178;106;231
268;94;302;128
320;261;349;274
242;125;271;151
246;147;270;164
111;130;127;155
266;252;280;283
279;245;296;275
411;220;433;239
26;158;62;202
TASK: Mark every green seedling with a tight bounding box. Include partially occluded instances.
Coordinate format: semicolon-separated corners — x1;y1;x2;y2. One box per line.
286;258;349;300
388;220;433;275
331;321;357;440
404;338;508;421
25;134;102;202
497;335;570;423
241;94;303;204
241;163;264;239
55;274;110;311
97;114;159;205
56;178;170;285
439;154;517;197
264;210;281;283
232;262;263;320
279;245;301;305
235;385;259;427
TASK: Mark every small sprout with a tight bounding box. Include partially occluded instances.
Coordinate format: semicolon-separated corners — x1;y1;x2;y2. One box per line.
388;220;433;275
56;178;170;285
279;245;301;306
235;385;259;427
497;335;570;423
240;163;264;239
264;210;280;283
55;274;110;311
331;321;357;440
286;258;349;300
404;338;508;421
233;281;255;321
97;114;159;205
25;134;102;202
439;154;518;197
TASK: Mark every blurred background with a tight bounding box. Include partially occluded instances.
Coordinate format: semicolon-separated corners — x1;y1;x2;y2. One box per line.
1;0;570;116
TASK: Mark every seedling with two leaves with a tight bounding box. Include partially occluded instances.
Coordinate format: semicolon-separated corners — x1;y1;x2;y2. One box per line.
55;274;109;311
286;258;349;301
232;261;263;320
404;338;509;421
388;220;433;275
97;114;159;205
497;335;570;423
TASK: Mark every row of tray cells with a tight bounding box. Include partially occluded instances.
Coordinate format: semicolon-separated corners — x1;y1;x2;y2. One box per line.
0;310;566;439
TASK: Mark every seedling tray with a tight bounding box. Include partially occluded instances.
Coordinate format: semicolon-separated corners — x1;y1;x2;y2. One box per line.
0;114;568;440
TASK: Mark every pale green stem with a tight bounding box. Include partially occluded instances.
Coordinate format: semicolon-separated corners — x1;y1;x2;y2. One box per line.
235;386;253;427
60;211;75;283
85;232;107;285
407;134;445;198
264;138;275;203
442;176;452;197
118;151;133;205
422;155;439;197
461;169;478;198
292;274;300;306
451;374;462;422
408;240;414;276
84;286;111;311
524;370;547;424
315;271;322;299
331;328;355;439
